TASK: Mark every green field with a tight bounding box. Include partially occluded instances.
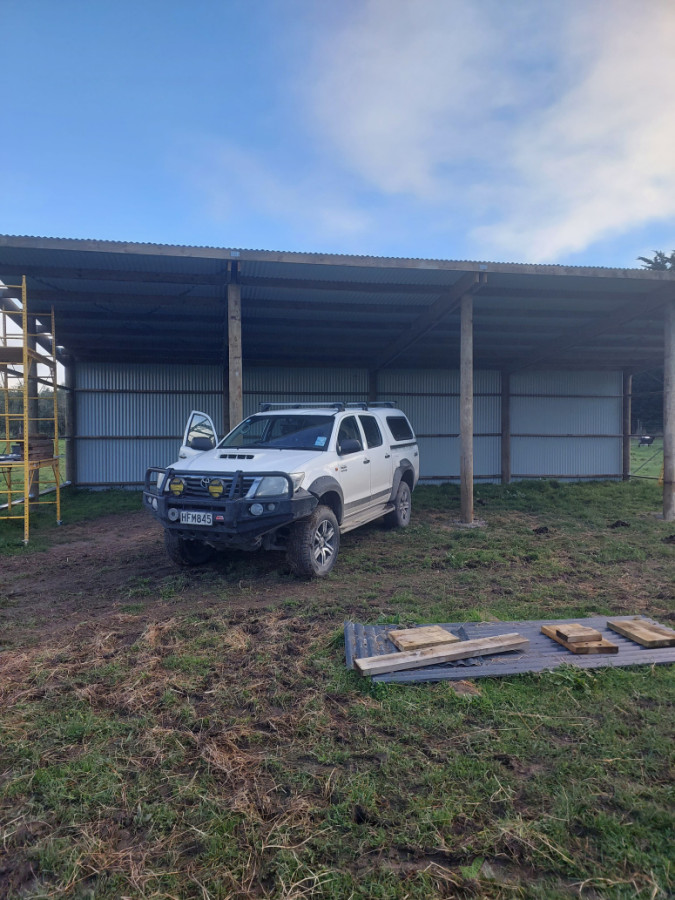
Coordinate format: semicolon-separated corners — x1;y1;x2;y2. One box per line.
630;437;664;481
0;480;674;898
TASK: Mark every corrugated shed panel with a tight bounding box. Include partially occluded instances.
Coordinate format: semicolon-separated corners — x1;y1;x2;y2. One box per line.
378;369;500;394
511;370;622;396
512;437;622;477
344;616;675;683
78;393;224;438
244;367;368;397
243;284;430;307
77;439;181;484
418;437;500;479
396;395;500;435
242;260;471;286
511;397;621;436
78;363;223;392
0;245;228;275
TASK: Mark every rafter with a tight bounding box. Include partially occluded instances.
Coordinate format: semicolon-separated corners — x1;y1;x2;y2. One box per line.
374;272;482;370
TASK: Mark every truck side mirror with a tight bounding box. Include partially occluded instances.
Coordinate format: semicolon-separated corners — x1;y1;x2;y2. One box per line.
189;436;215;451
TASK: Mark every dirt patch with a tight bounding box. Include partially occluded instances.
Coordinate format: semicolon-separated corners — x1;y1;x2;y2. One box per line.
0;511;294;648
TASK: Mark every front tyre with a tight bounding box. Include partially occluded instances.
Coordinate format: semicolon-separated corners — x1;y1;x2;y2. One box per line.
164;530;216;566
385;481;412;528
287;505;340;578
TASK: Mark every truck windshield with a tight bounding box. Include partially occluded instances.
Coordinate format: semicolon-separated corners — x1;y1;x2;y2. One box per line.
220;415;335;451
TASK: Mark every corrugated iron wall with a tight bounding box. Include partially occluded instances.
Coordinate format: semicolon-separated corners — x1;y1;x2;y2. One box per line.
510;370;623;479
76;364;225;485
243;367;368;417
377;369;501;481
74;364;623;485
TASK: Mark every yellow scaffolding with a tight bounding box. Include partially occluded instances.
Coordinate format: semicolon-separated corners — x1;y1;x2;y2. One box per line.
1;275;62;543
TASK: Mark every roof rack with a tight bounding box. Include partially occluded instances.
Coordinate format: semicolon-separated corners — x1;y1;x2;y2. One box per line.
257;400;399;413
258;402;345;412
345;401;398;410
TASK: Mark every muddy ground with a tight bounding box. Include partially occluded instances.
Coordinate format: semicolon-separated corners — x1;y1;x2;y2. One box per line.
0;510;313;648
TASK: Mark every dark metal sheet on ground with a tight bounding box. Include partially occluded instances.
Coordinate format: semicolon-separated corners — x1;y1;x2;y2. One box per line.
344;616;675;683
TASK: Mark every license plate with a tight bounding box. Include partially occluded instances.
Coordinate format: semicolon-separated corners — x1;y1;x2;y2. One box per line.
180;511;213;526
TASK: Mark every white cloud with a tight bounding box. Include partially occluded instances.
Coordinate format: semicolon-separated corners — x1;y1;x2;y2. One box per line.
309;0;537;199
309;0;675;261
475;0;675;260
179;137;373;245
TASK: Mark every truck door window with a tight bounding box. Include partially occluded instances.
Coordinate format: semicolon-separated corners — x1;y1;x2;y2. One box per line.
337;416;363;455
186;413;216;449
358;415;383;448
386;416;414;442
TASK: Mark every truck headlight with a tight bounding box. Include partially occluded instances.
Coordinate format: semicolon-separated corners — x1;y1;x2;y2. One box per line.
208;479;224;498
169;477;185;496
255;476;291;497
290;472;304;492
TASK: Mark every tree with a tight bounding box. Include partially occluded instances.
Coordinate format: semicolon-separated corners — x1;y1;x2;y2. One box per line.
632;250;671;434
637;250;675;270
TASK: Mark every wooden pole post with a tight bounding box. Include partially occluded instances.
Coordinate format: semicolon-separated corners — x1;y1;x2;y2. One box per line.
460;294;474;523
501;370;511;484
222;365;230;436
64;356;77;486
664;298;675;521
227;282;243;430
622;371;632;482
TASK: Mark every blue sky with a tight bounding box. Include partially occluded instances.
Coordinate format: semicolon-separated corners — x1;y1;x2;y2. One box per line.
2;0;675;267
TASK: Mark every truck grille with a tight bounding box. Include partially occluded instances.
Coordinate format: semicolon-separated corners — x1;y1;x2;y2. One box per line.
182;474;257;499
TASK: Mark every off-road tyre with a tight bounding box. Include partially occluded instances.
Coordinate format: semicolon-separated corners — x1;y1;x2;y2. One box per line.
384;481;412;528
164;530;216;566
287;504;340;578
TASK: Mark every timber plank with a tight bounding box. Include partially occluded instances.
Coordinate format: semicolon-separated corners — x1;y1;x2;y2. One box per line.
555;623;603;643
355;633;528;677
541;624;618;654
388;625;460;652
607;618;675;648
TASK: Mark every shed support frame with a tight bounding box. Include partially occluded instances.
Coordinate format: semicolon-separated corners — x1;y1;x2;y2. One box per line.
460;294;474;523
622;371;632;482
664;298;675;521
227;282;243;431
65;357;77;486
501;370;511;484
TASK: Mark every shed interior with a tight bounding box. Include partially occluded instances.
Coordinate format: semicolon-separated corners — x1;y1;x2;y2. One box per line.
0;236;673;519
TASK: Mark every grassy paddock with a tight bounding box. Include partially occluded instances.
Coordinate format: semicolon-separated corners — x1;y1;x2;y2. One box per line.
0;480;674;898
630;437;664;481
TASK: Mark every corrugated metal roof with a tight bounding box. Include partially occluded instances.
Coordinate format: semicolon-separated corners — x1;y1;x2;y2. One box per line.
0;234;671;368
4;233;673;274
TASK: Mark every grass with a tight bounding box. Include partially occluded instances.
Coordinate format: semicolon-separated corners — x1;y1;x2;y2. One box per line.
630;437;664;481
0;480;674;898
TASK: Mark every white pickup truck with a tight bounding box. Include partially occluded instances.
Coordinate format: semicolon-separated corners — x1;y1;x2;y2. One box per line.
143;402;419;577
